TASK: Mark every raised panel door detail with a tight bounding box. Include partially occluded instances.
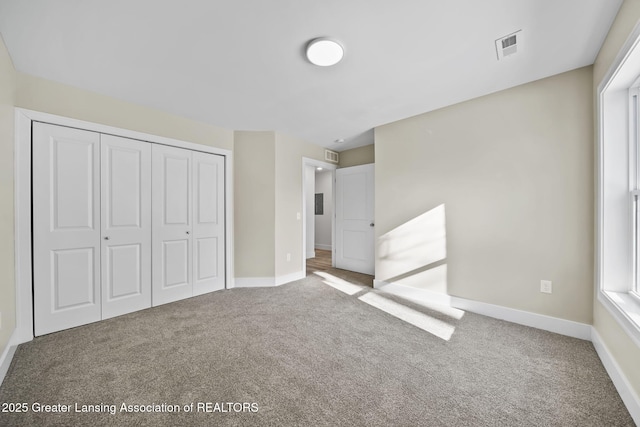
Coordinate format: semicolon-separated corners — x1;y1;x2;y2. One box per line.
33;123;102;336
197;162;218;224
192;152;225;296
196;237;218;281
106;244;141;300
101;134;152;320
152;145;193;306
163;240;189;288
164;156;190;225
52;138;95;230
343;230;367;262
108;147;142;228
342;173;367;220
52;248;95;311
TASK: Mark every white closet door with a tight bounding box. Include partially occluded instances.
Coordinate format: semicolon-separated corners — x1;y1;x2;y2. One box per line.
192;151;225;295
33;123;101;336
101;135;152;319
152;144;193;306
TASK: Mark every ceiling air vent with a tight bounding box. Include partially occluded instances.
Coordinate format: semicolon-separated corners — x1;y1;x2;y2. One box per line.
325;149;339;163
495;30;522;60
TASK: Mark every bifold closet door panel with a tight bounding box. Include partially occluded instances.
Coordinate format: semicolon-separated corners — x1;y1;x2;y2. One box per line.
152;144;193;306
33;123;102;336
192;151;225;295
101;134;152;319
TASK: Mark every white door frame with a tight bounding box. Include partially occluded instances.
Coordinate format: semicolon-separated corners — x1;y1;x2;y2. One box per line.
14;108;234;344
301;157;337;274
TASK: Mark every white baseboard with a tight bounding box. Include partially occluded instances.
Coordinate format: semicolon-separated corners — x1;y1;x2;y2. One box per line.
0;329;18;387
315;244;332;251
592;328;640;425
453;297;592;340
276;271;306;286
373;280;592;340
234;271;306;288
373;279;453;305
233;277;276;288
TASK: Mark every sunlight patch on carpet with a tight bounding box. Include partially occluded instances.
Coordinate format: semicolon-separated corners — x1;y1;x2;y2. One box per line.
315;271;366;295
358;292;455;341
377;291;465;320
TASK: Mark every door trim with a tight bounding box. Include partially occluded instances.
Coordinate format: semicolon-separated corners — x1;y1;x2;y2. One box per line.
14;108;234;344
301;157;337;275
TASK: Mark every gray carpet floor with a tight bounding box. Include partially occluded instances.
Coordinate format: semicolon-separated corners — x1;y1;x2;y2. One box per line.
0;269;634;426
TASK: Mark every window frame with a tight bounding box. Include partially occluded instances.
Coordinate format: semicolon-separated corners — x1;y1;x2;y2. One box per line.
597;20;640;347
631;85;640;298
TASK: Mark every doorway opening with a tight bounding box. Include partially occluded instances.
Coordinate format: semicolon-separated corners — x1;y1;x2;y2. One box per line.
302;158;336;276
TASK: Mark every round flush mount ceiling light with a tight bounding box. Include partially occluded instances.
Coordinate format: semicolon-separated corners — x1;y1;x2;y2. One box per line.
306;38;344;66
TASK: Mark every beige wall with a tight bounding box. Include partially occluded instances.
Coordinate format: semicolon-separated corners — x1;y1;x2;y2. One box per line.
375;66;594;324
338;144;374;168
15;73;233;150
234;130;325;280
0;36;16;360
592;0;640;399
234;131;276;277
275;132;325;278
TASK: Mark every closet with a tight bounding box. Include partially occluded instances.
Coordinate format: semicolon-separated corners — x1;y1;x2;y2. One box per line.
32;122;225;336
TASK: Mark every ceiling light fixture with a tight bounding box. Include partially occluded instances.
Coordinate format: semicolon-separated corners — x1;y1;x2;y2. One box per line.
306;38;344;67
334;138;345;144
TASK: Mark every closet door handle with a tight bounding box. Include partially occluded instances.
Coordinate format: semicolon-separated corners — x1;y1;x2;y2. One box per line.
104;236;110;240
186;231;190;235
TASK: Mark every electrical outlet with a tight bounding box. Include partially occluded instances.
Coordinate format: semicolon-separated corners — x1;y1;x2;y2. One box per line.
286;253;291;262
296;212;301;220
540;280;552;294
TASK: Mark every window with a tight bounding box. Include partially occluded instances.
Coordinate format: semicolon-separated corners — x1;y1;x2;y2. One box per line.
632;86;640;298
597;23;640;345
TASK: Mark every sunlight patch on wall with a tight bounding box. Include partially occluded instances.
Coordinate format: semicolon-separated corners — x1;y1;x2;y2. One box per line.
377;204;447;287
358;292;455;341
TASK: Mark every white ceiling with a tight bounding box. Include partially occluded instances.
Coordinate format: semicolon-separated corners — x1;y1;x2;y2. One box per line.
0;0;623;151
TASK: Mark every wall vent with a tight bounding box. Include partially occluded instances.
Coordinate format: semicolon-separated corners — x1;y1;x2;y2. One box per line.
495;30;522;60
325;149;339;163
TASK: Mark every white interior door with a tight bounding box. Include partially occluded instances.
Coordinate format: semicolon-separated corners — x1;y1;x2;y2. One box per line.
335;163;375;275
192;151;225;295
152;144;193;306
33;123;101;336
101;134;152;319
